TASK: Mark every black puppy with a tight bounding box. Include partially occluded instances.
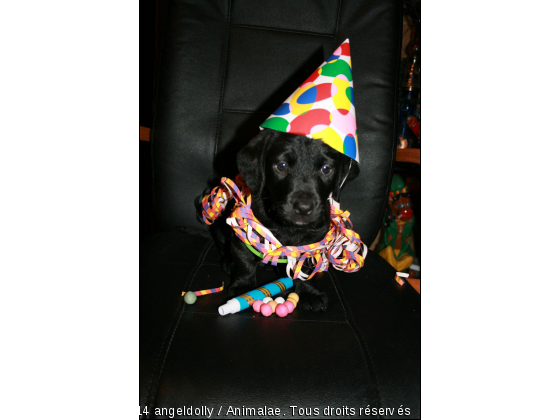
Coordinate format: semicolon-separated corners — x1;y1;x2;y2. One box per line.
223;128;359;311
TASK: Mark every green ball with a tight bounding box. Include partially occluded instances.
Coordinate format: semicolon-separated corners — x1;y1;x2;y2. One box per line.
184;292;197;305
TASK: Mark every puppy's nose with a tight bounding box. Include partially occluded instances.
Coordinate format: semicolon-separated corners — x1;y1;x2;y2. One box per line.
293;199;314;216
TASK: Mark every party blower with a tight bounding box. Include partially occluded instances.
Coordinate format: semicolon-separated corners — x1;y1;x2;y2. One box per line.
218;277;293;316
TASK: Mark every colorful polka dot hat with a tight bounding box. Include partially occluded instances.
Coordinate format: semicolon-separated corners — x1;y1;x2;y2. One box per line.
260;39;359;162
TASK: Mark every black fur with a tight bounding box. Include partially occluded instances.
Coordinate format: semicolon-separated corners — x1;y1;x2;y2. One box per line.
226;129;359;311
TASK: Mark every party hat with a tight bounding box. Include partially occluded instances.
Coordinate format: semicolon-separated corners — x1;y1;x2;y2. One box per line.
260;39;359;162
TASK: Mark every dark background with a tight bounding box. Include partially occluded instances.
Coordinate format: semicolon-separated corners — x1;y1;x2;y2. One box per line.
140;1;168;241
140;1;420;262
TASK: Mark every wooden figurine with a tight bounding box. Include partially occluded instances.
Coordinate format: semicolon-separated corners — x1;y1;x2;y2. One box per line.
377;174;415;271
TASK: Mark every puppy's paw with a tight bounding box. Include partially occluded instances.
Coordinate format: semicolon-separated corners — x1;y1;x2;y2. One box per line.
221;256;232;275
227;286;242;299
227;283;251;299
298;290;328;311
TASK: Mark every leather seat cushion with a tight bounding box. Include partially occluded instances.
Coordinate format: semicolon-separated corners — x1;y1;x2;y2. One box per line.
140;232;420;417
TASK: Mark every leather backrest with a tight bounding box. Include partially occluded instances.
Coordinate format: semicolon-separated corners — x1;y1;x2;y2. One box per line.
152;0;401;245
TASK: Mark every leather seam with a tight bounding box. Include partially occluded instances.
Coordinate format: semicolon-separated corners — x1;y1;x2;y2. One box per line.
333;0;343;49
143;240;214;417
232;23;334;38
222;108;271;115
373;1;404;240
183;311;348;324
329;269;383;417
183;244;215;292
145;261;219;267
149;1;172;230
212;0;233;180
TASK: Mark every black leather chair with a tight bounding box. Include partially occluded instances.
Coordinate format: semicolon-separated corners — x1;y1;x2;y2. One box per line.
140;1;420;418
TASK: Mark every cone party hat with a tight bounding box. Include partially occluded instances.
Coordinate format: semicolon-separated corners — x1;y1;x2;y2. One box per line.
260;39;359;162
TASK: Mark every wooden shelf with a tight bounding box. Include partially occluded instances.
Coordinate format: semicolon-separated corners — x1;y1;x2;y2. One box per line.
140;126;151;142
396;148;420;164
406;278;420;294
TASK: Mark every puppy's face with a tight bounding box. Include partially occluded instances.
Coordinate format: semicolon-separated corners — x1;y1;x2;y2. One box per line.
264;135;338;227
237;130;359;228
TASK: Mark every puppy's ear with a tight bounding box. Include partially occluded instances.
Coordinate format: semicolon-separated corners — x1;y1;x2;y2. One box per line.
236;129;272;197
333;155;360;201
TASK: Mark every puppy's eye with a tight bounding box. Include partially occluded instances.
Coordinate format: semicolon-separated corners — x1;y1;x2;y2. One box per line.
275;162;289;172
320;165;332;175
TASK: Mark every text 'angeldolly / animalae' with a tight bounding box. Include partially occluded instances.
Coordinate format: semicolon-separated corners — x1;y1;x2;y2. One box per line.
140;404;413;418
